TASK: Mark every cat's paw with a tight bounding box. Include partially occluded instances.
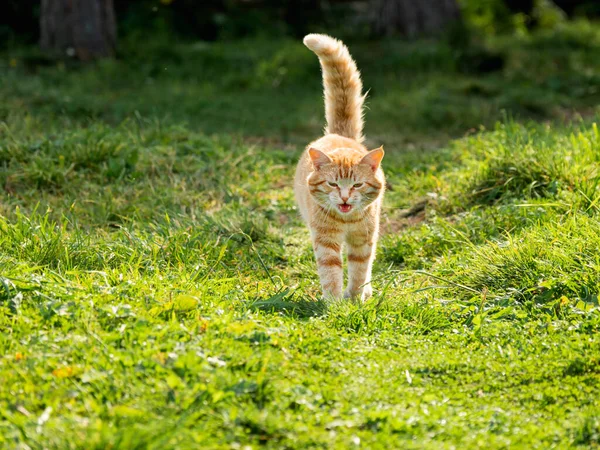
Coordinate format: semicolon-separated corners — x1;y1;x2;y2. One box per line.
323;288;343;302
344;285;372;302
362;285;373;300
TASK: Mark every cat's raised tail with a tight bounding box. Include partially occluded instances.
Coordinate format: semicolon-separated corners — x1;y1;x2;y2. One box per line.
303;34;365;143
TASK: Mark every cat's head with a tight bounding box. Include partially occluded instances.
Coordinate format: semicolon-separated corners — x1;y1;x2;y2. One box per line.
307;146;384;215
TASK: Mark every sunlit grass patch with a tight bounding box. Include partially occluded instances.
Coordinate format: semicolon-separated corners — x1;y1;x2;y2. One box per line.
2;26;600;448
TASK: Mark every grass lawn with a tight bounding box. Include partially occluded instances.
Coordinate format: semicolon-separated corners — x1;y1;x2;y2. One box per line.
1;23;600;449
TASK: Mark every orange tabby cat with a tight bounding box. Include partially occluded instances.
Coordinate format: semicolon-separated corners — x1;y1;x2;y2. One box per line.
295;34;385;301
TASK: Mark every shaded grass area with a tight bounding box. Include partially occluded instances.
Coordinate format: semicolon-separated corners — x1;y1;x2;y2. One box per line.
3;21;600;146
2;22;600;449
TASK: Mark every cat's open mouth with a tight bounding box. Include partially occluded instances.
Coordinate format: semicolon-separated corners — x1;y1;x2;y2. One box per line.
338;203;353;213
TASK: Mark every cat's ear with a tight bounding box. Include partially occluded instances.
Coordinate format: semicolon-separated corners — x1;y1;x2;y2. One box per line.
308;147;332;170
360;146;384;171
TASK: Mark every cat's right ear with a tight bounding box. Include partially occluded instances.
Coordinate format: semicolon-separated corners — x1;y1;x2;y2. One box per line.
308;147;332;170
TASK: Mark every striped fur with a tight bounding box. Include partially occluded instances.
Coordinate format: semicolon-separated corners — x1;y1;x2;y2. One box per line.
303;34;365;143
294;35;386;301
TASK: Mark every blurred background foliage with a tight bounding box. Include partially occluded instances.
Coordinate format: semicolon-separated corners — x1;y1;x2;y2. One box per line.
3;0;600;49
3;0;600;146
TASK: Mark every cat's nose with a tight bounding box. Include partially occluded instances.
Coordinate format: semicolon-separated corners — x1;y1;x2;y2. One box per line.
341;195;349;202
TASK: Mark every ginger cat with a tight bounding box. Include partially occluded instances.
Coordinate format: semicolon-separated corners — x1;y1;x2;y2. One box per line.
295;34;385;301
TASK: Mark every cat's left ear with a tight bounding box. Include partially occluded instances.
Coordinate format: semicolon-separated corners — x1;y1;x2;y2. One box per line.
360;146;384;171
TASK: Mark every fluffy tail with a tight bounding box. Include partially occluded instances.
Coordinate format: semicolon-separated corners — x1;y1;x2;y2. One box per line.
303;34;365;143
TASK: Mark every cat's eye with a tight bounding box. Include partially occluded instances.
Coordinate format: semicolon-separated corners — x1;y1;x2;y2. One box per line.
327;182;338;187
353;183;364;188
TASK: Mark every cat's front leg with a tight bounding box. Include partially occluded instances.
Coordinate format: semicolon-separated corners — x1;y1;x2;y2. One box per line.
312;231;343;299
344;234;376;301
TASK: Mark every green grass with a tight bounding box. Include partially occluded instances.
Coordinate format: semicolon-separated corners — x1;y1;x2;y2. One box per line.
1;22;600;449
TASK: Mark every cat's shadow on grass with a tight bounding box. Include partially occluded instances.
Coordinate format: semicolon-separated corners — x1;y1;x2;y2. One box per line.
248;289;331;319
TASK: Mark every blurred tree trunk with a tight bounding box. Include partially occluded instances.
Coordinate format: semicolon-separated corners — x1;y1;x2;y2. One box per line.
40;0;116;60
371;0;461;38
